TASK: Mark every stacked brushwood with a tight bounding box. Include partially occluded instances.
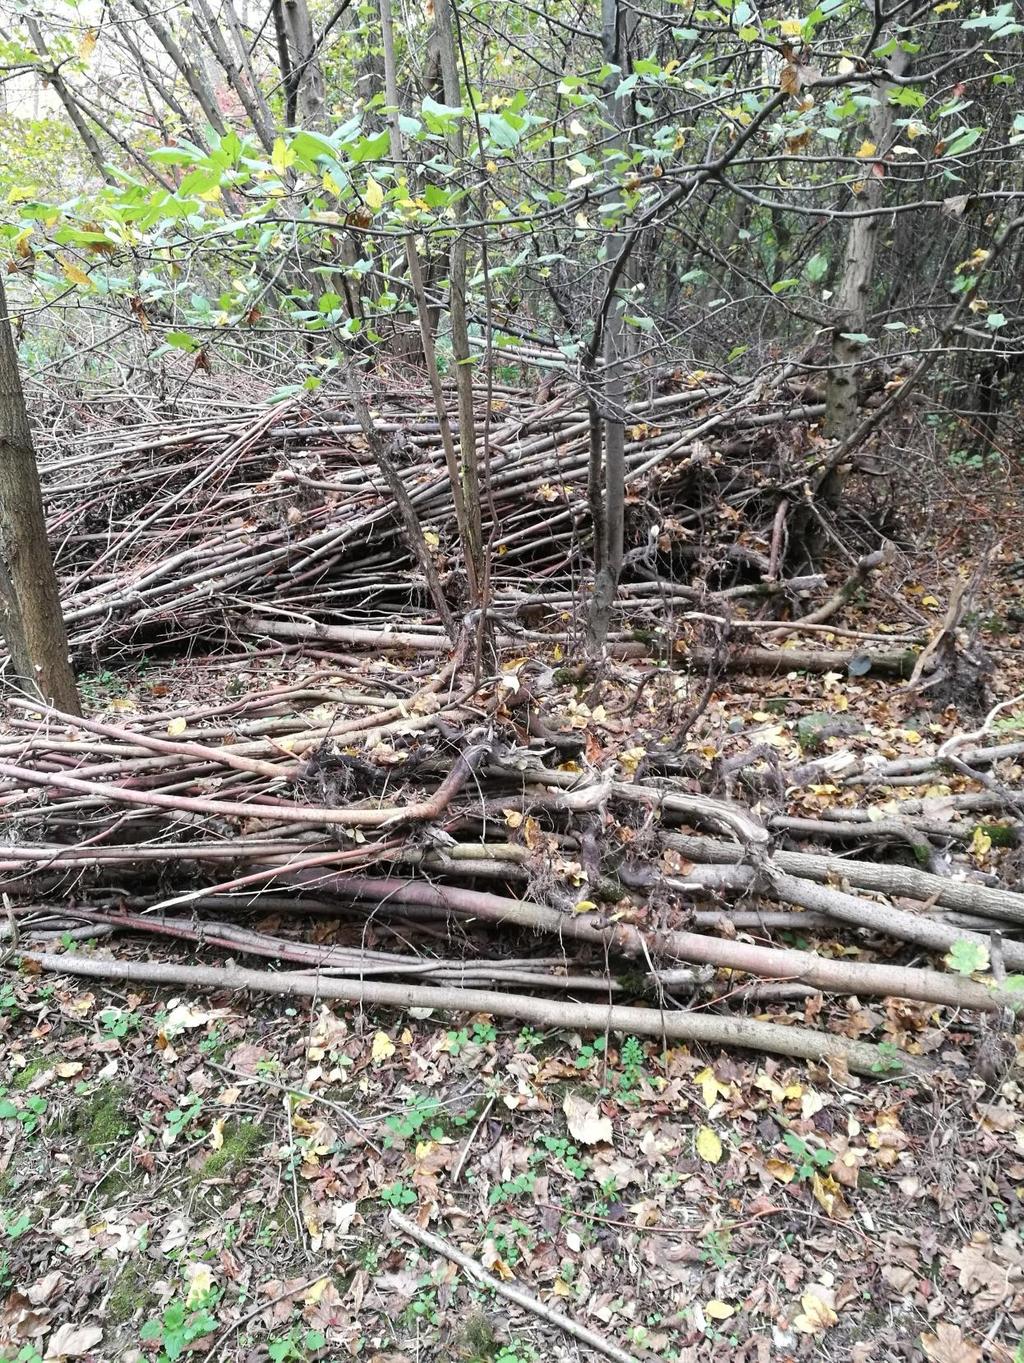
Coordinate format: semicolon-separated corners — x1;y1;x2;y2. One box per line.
3;673;1023;1078
3;378;1021;1078
41;375;860;663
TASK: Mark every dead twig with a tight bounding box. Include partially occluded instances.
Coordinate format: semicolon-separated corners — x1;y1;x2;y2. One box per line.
388;1209;645;1363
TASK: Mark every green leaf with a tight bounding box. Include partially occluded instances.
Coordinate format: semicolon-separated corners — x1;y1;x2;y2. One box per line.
804;252;828;283
945;939;990;976
986;312;1006;329
165;332;199;352
944;127;983;157
839;332;870;343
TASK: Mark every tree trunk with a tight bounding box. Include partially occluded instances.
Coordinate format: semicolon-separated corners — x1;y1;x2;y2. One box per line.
822;50;908;501
586;0;633;651
281;0;326;128
434;0;484;600
0;279;81;714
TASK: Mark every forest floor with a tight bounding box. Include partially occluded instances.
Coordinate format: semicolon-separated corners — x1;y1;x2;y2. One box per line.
2;968;1023;1363
4;469;1024;1363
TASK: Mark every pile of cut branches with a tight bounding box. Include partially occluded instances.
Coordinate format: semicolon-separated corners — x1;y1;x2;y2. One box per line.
39;372;909;670
3;653;1022;1079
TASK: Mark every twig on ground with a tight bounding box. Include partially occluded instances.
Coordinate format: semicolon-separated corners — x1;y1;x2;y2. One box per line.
389;1209;645;1363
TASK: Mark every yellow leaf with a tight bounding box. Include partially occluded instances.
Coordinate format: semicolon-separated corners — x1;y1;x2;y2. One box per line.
780;16;803;34
553;1277;573;1296
79;28;98;61
705;1299;735;1320
271;136;294;175
54;1062;83;1079
185;1264;214;1306
58;254;93;288
365;175;385;212
210;1117;226;1151
766;1158;797;1184
696;1126;723;1164
13;227;33;258
754;1071;786;1103
856;139;878;158
572;899;597;914
371;1030;395;1063
903;729;922;744
970;826;992;859
304;1277;329;1304
694;1066;730;1107
167;717;187;736
800;1089;826;1120
811;1171;849;1217
793;1291;838;1334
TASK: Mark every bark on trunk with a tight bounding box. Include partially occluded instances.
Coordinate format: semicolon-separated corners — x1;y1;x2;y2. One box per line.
0;278;81;714
822;51;908;498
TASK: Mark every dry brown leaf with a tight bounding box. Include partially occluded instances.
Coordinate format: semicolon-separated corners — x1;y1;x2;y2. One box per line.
920;1322;983;1363
792;1290;838;1334
43;1322;104;1359
563;1093;612;1145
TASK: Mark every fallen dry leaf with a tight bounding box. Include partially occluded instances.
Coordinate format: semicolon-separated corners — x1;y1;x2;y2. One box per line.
920;1322;983;1363
792;1290;838;1334
695;1125;723;1164
563;1093;612;1145
43;1322;103;1359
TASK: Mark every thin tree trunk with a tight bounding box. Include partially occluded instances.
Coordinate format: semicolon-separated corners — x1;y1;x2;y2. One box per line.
822;50;908;500
281;0;327;128
586;0;632;650
378;0;478;604
0;279;81;714
23;17;115;184
434;0;484;600
121;0;228;138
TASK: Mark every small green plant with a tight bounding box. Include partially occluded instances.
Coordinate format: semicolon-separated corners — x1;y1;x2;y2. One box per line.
268;1327;327;1361
446;1027;471;1056
384;1093;441;1145
473;1021;497;1045
402;1284;440;1328
13;1346;45;1363
0;982;21;1019
616;1036;649;1096
380;1180;416;1207
574;1035;607;1070
0;1089;47;1138
782;1130;833;1181
531;1134;587;1179
98;1007;141;1040
163;1096;205;1146
488;1171;535;1206
140;1295;219;1362
495;1344;535;1363
516;1026;543;1051
700;1229;733;1269
3;1210;32;1240
870;1041;904;1075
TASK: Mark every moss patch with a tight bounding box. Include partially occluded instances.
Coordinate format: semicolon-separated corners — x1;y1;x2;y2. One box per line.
12;1056;50;1090
106;1260;155;1325
459;1311;499;1361
197;1119;265;1181
72;1083;133;1150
